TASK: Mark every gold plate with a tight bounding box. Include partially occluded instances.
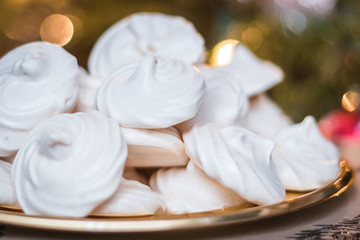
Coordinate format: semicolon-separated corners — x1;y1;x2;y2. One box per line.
0;160;354;233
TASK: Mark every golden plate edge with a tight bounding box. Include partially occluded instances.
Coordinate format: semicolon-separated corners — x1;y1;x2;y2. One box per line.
0;160;354;233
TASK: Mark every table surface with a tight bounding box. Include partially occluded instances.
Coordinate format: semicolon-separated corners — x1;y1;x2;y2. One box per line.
1;143;359;240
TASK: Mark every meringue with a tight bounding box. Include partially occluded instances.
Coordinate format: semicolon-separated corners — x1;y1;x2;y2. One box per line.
97;55;205;128
272;116;340;191
149;161;249;214
74;67;102;113
183;124;286;205
0;42;79;157
213;44;283;96
11;111;127;217
0;160;17;205
245;94;292;138
178;66;248;132
88;12;205;79
93;178;165;216
121;126;188;167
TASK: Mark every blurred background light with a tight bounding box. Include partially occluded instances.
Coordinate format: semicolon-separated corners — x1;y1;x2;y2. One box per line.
342;91;360;112
40;14;73;46
210;39;239;66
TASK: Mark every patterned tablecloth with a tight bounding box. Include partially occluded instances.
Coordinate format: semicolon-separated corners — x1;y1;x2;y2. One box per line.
1;143;359;240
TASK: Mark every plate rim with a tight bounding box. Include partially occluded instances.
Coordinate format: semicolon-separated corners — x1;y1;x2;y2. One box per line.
0;159;354;233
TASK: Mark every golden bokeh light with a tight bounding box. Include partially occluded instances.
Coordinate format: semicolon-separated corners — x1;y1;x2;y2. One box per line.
242;27;263;50
210;39;239;66
342;90;360;112
40;14;74;46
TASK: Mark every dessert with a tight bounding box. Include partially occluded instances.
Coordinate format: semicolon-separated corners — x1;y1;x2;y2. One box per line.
150;161;250;214
0;160;17;205
88;12;205;80
121;126;188;167
183;124;286;205
0;41;79;157
96;55;205;128
245;94;292;138
0;12;342;218
178;67;249;133
93;178;165;216
272;116;340;191
11;111;127;217
74;67;102;113
205;44;284;97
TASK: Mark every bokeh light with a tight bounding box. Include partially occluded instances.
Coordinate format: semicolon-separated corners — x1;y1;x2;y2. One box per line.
210;39;239;66
342;91;360;112
40;14;74;46
241;27;264;49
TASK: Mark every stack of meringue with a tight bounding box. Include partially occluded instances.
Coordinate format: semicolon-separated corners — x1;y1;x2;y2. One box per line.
0;12;340;217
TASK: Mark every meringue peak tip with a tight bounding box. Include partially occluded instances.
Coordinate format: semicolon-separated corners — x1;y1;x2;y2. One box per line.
38;131;73;160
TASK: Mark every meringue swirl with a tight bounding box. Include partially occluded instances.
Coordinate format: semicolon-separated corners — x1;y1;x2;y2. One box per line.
272;116;340;191
93;178;165;216
183;124;286;205
0;42;79;157
149;161;249;214
178;66;249;132
97;55;205;128
88;12;205;79
215;44;283;96
0;160;17;205
11;111;127;217
245;94;292;138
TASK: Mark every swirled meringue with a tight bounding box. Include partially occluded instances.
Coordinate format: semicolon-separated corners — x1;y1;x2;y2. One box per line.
97;55;205;128
88;12;205;79
245;94;292;138
74;67;102;113
183;124;286;205
0;42;79;157
0;160;17;205
213;44;283;96
121;126;189;167
11;111;127;217
178;66;249;132
93;178;165;216
272;116;340;191
149;161;250;214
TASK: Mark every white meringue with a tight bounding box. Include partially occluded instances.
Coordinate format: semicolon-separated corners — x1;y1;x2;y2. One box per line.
0;42;79;157
0;160;17;205
74;67;102;113
121;126;189;167
97;55;205;128
93;178;165;216
213;44;283;97
183;124;286;205
11;111;127;217
272;116;340;191
245;94;292;138
178;66;249;132
149;161;249;214
88;12;205;79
